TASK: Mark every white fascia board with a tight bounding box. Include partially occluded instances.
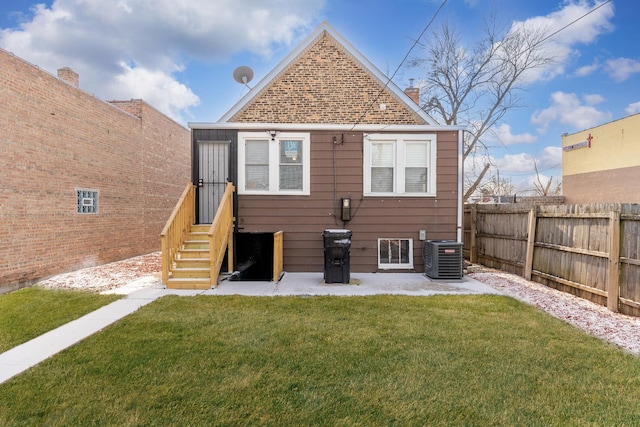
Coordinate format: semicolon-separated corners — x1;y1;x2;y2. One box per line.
189;122;466;132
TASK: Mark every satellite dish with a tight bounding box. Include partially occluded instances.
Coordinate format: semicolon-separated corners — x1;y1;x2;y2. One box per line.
233;66;254;85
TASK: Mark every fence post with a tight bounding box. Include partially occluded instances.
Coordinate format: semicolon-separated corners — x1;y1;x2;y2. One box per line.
524;206;537;280
607;209;621;312
470;205;478;263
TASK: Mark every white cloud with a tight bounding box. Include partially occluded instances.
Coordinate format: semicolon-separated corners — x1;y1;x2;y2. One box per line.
531;91;612;133
496;147;560;175
583;93;605;105
464;145;562;195
110;63;200;121
494;153;536;174
574;61;600;77
486;123;537;146
0;0;326;122
511;0;615;82
540;146;562;167
625;102;640;116
604;57;640;83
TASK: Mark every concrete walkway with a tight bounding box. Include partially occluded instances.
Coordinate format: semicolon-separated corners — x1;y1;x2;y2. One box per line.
0;273;500;384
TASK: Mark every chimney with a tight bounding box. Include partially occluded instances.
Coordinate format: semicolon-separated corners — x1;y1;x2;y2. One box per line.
404;78;419;105
57;67;79;88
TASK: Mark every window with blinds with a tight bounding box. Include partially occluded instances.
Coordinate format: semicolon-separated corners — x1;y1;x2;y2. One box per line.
405;142;429;193
238;132;310;195
245;140;269;190
364;134;437;196
279;140;303;190
371;142;394;192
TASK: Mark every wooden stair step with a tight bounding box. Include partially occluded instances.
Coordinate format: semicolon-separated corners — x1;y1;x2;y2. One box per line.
166;277;212;290
179;248;210;258
171;267;210;279
174;258;209;268
188;231;208;237
183;240;209;249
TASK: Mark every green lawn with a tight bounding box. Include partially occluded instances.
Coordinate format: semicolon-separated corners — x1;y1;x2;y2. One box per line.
1;295;639;426
0;287;121;353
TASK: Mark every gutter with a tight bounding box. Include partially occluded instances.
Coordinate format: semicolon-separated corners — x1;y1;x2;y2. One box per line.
457;129;464;243
188;122;466;133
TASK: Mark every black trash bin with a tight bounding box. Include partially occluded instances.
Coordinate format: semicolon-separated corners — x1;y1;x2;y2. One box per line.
323;229;352;284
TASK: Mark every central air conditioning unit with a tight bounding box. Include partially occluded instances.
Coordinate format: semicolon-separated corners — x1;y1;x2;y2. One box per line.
423;240;463;279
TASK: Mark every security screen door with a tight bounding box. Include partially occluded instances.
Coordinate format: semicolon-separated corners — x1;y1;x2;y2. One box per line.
197;140;230;224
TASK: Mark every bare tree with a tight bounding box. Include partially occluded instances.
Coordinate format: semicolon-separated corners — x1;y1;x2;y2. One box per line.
471;172;516;203
531;157;562;196
410;13;556;201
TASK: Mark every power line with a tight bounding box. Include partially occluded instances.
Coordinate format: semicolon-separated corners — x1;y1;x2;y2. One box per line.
348;0;448;131
497;163;562;177
539;0;612;45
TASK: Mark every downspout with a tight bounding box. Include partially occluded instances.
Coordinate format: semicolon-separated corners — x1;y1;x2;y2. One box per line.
457;129;464;242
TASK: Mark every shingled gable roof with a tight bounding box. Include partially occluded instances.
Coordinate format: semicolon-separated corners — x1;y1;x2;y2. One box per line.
218;22;438;126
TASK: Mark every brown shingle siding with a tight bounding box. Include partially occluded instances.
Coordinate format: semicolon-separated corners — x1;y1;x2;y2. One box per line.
236;130;458;273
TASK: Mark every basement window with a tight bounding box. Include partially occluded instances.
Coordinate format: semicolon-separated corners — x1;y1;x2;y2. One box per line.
378;238;413;269
76;189;99;214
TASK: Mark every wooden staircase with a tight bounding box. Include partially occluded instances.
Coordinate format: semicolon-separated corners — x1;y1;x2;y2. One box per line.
161;182;235;290
166;225;213;289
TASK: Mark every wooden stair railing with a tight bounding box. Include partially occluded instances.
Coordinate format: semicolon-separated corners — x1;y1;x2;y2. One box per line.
160;183;196;286
208;182;235;286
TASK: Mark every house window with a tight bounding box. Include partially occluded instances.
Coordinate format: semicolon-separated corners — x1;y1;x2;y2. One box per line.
239;132;310;195
76;189;99;214
363;134;436;196
378;238;413;269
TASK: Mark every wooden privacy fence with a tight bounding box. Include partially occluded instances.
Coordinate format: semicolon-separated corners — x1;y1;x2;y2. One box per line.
464;203;640;317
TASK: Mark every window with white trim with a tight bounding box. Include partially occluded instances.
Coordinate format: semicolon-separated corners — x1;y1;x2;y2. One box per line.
238;132;310;195
378;238;413;269
363;133;436;196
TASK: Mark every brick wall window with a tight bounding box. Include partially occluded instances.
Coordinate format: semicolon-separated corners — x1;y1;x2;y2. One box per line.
76;189;99;214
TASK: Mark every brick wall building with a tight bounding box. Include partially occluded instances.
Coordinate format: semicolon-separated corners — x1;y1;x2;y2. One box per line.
0;48;191;292
230;33;425;125
194;23;464;276
562;113;640;203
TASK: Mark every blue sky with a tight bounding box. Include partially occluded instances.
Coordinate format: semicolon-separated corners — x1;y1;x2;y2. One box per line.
1;0;635;193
